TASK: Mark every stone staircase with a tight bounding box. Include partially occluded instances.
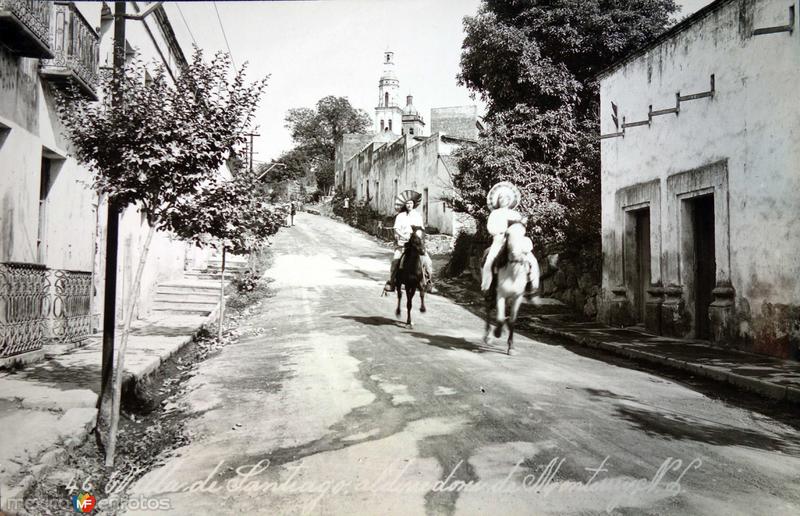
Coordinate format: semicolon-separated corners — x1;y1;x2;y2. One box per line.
152;256;249;316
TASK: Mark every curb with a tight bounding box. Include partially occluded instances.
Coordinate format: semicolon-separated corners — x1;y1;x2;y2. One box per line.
3;299;224;515
524;321;795;404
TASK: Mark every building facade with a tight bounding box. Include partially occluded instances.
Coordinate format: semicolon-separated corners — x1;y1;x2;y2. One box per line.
0;1;192;363
335;51;481;236
598;0;799;359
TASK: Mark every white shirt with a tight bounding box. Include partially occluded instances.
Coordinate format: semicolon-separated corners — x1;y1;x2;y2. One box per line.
487;207;521;236
394;210;424;244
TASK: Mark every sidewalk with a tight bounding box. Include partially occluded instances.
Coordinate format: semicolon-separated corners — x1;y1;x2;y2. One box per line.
432;270;800;405
0;310;214;509
518;310;800;404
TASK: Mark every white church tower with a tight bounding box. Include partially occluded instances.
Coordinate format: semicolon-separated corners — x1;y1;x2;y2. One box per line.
375;51;404;134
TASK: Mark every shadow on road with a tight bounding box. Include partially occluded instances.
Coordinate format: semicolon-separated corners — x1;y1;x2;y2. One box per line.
339;315;406;327
614;403;800;455
409;331;505;355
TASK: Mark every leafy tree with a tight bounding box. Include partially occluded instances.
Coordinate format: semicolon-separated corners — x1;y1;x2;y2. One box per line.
453;0;677;266
280;95;371;194
56;49;267;466
166;168;288;340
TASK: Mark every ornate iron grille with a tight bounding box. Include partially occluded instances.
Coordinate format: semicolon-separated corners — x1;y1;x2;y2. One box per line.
52;269;92;343
0;262;51;358
41;2;99;92
0;0;52;44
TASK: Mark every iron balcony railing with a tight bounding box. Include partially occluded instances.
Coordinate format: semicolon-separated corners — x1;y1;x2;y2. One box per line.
40;2;99;100
0;263;93;360
0;0;53;58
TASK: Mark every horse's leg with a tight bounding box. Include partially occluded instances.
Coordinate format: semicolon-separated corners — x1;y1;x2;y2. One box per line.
507;295;524;355
419;280;426;313
483;294;493;344
494;296;506;338
395;287;402;317
406;286;415;328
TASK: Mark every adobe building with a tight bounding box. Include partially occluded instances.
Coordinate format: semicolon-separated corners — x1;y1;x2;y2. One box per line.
598;0;799;359
334;51;482;236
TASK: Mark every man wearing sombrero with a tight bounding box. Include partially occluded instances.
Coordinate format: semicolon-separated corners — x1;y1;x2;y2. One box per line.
384;190;433;292
482;181;538;296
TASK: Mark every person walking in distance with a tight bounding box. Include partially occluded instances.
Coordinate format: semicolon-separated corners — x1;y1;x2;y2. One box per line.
290;201;296;226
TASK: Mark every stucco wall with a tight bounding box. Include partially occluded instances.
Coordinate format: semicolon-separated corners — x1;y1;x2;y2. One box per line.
344;134;457;235
599;0;800;358
1;2;192;330
0;46;96;270
430;106;479;141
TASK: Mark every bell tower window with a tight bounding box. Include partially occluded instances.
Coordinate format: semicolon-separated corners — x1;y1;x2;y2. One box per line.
385;92;389;107
388;119;393;131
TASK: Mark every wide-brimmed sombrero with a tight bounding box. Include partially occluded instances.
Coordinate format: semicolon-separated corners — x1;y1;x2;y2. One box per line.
395;189;422;212
486;181;521;210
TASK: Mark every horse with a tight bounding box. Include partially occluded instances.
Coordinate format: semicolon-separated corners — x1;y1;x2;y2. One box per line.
484;222;539;355
394;227;427;328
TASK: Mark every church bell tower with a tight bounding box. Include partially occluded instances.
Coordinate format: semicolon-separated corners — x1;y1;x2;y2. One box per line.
375;51;404;134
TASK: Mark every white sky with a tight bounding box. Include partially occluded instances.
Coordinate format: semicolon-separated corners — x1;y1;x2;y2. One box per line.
160;0;713;163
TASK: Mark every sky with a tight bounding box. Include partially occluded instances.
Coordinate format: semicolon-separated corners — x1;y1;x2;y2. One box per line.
161;0;714;164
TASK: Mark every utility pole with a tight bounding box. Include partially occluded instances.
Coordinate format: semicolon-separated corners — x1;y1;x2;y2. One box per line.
98;0;126;423
244;132;259;173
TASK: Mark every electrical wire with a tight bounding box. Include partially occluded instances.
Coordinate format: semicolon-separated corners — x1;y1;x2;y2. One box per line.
175;3;198;47
212;1;237;73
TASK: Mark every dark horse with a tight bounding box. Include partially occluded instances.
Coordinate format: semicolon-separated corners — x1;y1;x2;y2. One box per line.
394;226;427;327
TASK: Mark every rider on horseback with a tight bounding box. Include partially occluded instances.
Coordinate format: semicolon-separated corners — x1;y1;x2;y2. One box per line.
384;190;433;293
481;182;538;298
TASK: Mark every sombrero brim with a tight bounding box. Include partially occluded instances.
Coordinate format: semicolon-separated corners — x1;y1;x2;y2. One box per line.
486;181;521;210
395;190;422;211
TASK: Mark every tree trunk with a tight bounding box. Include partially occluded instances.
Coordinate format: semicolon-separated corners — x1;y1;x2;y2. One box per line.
105;222;156;467
218;246;226;342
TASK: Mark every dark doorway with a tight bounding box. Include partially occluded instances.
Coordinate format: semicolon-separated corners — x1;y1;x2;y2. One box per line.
691;195;716;339
633;208;651;323
37;157;53;263
423;188;429;226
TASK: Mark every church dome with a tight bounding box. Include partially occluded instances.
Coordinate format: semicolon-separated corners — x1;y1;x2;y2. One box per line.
403;95;419;116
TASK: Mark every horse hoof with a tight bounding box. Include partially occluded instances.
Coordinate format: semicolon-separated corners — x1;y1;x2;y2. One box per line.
407;322;414;329
395;309;401;317
483;335;490;345
420;306;426;313
493;325;503;338
507;347;515;356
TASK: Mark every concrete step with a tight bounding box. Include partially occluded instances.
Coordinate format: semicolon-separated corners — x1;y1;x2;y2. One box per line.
155;296;219;306
185;271;235;280
153;305;216;314
152;305;213;315
154;292;219;303
158;281;221;294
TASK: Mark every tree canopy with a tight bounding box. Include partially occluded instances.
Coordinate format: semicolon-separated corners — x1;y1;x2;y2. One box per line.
58;49;268;227
452;0;677;264
279;95;371;193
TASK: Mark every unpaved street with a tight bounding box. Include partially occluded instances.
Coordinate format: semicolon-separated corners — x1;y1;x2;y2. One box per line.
126;213;800;515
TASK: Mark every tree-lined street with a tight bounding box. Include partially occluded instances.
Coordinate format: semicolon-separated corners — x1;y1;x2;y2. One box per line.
124;213;800;515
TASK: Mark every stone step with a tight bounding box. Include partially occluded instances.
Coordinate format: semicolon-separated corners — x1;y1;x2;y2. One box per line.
158;281;220;294
152;306;213;315
153;303;217;313
154;292;219;303
185;271;234;280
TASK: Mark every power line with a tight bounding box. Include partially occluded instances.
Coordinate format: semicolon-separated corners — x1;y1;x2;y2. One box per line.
212;1;237;73
175;3;197;47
